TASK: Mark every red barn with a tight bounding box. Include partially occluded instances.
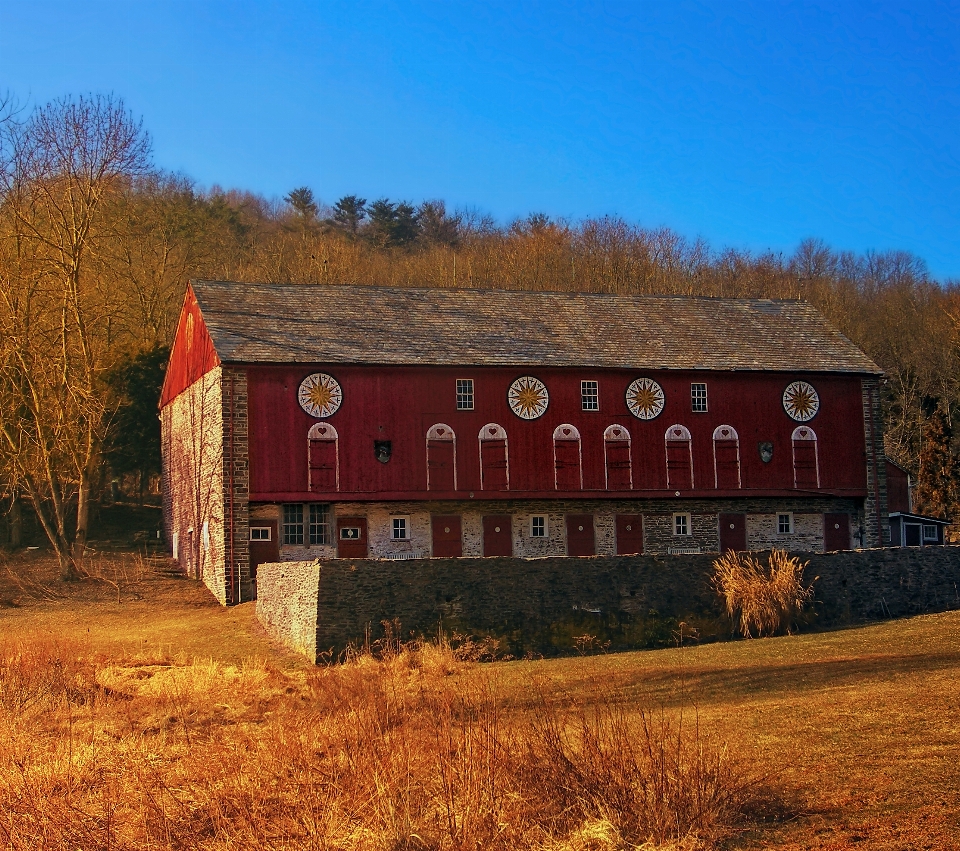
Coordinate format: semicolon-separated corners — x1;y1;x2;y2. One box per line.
161;281;887;605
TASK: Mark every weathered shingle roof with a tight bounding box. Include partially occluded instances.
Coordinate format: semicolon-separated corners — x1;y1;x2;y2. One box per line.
191;280;882;374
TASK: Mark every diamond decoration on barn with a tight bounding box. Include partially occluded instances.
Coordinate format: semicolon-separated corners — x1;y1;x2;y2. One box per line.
298;372;343;418
625;377;665;420
782;381;819;422
508;376;549;419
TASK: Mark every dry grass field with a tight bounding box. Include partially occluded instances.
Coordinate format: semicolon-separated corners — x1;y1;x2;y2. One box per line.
0;550;958;850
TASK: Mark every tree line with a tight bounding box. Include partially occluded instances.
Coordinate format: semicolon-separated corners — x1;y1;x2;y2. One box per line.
1;93;958;575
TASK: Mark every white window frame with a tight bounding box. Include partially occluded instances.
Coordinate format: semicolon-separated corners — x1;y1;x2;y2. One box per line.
778;513;794;534
922;524;938;541
249;526;272;541
282;504;305;545
691;383;708;413
530;515;547;538
581;380;599;411
309;504;331;545
456;378;474;411
392;516;411;540
673;513;691;536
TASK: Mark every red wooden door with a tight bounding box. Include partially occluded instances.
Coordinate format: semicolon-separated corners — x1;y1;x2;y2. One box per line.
823;513;850;552
427;440;456;491
718;513;747;553
554;440;581;490
714;440;740;489
615;514;643;555
480;440;509;490
309;439;338;491
248;519;279;580
666;441;693;490
793;440;819;489
337;516;368;558
566;514;595;556
605;442;632;490
432;515;462;557
482;515;512;556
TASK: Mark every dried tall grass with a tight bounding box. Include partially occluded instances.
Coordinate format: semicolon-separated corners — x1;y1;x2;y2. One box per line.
0;636;768;850
712;548;815;638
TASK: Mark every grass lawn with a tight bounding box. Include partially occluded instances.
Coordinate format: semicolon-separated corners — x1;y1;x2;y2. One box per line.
1;550;958;849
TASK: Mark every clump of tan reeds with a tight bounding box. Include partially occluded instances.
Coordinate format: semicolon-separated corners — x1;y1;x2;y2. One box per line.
712;548;815;638
0;634;772;850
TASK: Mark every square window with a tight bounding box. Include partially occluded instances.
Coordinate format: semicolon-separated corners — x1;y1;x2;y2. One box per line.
581;380;599;411
392;516;410;540
673;513;690;536
778;513;793;534
531;515;547;537
456;379;474;410
250;527;271;541
282;504;304;545
309;504;330;545
922;524;938;541
691;383;708;413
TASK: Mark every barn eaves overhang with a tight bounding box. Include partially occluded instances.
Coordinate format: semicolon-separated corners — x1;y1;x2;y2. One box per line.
190;280;884;376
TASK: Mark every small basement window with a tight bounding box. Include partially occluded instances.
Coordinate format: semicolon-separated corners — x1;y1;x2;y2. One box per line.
456;379;474;410
778;513;793;534
923;525;938;541
250;527;272;541
392;516;410;540
581;380;599;411
673;513;691;536
530;515;547;538
691;383;708;413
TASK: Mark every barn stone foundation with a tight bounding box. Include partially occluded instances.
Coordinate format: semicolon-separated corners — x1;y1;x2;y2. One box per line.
253;495;864;563
256;547;960;662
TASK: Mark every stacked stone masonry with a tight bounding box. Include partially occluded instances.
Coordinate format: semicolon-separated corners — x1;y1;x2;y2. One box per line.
256;547;960;661
256;496;865;564
161;367;228;603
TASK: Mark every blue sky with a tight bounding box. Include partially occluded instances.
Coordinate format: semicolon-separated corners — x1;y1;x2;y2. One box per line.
3;0;958;279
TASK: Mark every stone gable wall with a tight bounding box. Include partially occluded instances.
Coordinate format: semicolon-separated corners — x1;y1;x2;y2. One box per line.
161;367;227;604
256;546;960;661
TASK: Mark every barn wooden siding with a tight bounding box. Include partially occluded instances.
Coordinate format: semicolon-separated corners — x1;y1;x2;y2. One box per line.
160;287;221;408
246;365;869;502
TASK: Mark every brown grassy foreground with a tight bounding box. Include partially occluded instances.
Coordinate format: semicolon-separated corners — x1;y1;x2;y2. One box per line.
1;551;959;849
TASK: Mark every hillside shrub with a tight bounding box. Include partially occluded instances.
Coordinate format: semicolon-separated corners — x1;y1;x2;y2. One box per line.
712;548;815;638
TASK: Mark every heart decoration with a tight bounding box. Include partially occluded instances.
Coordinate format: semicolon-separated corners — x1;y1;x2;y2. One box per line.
673;429;683;437
317;427;327;436
612;429;622;437
799;429;808;438
489;427;498;435
563;428;572;436
436;428;445;436
721;428;729;437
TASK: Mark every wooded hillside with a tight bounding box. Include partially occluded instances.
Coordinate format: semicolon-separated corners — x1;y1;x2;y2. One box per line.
1;95;958;569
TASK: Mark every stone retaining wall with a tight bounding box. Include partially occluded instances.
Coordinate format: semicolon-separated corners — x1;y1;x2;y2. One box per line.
256;560;322;660
255;547;960;662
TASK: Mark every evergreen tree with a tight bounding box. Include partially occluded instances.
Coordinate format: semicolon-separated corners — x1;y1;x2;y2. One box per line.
418;199;460;246
366;198;419;248
329;195;367;237
284;186;318;220
913;397;958;520
105;344;170;503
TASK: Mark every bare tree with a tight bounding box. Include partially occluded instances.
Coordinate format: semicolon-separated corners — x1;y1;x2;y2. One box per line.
0;94;151;577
